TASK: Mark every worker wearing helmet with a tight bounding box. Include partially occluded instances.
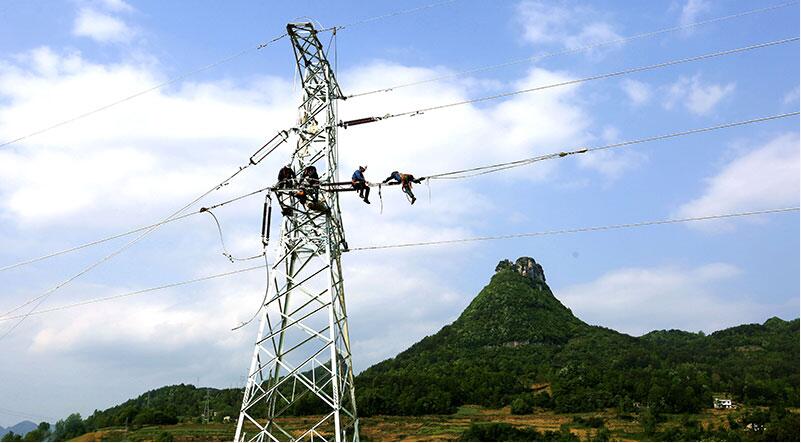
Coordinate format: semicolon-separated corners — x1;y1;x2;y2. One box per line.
352;166;370;204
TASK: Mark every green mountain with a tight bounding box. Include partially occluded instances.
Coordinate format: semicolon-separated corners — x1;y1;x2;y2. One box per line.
356;257;799;416
65;257;798;439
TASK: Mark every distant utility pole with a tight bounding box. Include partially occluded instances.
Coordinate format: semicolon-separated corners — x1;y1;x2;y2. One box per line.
203;389;211;424
235;22;358;442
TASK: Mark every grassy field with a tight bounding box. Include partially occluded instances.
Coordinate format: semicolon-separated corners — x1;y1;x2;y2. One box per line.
70;406;738;442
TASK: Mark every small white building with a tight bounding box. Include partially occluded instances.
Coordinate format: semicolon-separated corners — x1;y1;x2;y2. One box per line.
713;397;734;409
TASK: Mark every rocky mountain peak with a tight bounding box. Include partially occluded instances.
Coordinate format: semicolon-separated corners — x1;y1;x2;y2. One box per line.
495;257;546;289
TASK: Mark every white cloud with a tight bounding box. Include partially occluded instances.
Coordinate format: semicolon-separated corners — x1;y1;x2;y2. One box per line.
558;262;791;335
339;62;593;186
573;124;647;180
680;0;711;27
0;43;598;389
516;1;623;52
677;132;800;224
97;0;134;13
620;79;651;106
784;86;799;104
577;148;646;180
73;7;137;43
664;75;735;115
0;48;297;227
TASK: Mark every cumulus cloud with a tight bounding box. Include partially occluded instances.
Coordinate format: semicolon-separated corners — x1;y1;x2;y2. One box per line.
677;132;800;224
664;75;735;115
680;0;711;28
620;79;651;106
0;39;601;397
96;0;134;13
784;86;799;104
575;125;647;179
516;1;623;52
558;262;791;336
0;48;297;227
73;7;137;43
338;62;593;184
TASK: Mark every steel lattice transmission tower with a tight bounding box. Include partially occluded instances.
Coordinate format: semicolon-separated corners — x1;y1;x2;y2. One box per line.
234;23;358;442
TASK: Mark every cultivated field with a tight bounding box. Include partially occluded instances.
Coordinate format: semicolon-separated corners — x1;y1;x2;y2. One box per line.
69;406;740;442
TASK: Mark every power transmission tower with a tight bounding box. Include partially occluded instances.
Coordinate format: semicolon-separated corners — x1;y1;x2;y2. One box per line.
235;22;358;442
203;388;211;424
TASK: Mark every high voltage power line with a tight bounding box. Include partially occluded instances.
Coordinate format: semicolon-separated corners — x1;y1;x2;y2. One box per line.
348;207;800;251
0;6;797;342
321;0;460;32
0;123;296;339
0;265;264;322
0;186;273;273
0;1;790;148
0;0;461;150
424;112;799;179
0;156;262;340
0;34;286;150
340;37;799;127
0;111;796;275
344;0;799;98
0;6;795;439
1;207;796;322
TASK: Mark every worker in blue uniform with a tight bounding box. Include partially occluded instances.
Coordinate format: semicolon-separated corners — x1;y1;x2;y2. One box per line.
351;166;370;204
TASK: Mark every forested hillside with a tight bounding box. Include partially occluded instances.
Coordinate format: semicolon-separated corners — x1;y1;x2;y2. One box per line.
46;257;799;442
357;258;799;416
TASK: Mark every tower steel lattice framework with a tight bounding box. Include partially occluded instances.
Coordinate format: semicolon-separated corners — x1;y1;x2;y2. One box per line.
235;23;358;442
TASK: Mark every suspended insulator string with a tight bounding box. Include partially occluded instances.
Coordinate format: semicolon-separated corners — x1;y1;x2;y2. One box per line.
0;265;264;322
425;112;800;180
348;207;800;251
345;1;798;98
343;37;799;125
0;35;287;150
322;0;460;32
0;185;273;273
0;164;253;341
2;207;797;321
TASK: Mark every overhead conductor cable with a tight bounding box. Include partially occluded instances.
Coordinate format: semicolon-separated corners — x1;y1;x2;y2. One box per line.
1;112;796;273
345;1;798;98
0;0;465;149
424;112;799;180
348;208;801;251
0;34;288;150
1;207;797;321
339;36;799;127
0;128;291;340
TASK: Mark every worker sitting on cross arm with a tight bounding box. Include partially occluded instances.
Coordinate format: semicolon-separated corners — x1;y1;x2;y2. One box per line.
301;165;320;202
382;171;425;205
352;166;370;204
276;165;297;215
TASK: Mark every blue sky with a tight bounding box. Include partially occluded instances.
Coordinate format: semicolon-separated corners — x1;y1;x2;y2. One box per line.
0;0;798;426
